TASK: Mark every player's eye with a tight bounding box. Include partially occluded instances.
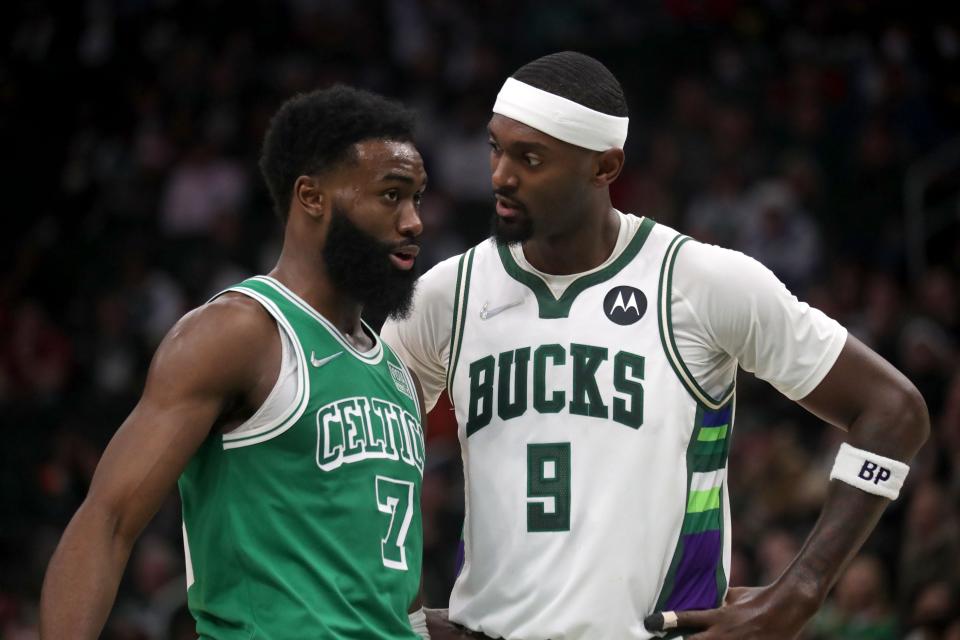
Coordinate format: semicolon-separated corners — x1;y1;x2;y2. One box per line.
383;189;399;202
525;154;542;167
489;139;501;153
413;191;424;208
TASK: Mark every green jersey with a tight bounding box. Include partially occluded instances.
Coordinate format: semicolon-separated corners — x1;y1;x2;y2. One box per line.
179;276;424;639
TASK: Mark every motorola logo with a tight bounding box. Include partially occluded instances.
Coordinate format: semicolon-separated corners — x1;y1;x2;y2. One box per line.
603;286;647;325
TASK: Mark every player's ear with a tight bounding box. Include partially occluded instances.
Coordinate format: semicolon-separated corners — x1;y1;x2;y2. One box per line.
294;175;325;220
592;148;625;187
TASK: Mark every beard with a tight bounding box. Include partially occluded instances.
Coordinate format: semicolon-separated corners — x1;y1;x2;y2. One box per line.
322;206;418;320
491;208;534;246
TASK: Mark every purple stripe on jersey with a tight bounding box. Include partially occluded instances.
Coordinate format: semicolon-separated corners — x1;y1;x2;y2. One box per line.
701;406;732;428
664;530;722;611
455;540;465;576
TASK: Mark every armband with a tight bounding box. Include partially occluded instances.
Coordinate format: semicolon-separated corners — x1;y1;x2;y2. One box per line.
829;442;909;500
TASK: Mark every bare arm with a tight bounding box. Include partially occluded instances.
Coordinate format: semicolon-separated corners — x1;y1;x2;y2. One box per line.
785;334;929;602
665;335;930;639
40;295;278;639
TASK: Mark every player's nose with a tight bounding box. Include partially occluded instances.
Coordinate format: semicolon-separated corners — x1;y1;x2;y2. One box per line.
491;155;519;191
397;199;423;238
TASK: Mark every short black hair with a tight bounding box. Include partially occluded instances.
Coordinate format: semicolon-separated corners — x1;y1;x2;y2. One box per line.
259;84;416;222
511;51;628;118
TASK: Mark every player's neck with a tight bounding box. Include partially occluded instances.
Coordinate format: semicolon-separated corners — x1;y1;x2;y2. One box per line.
269;253;370;348
522;205;620;276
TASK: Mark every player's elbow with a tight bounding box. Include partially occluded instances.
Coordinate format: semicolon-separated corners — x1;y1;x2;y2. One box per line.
886;379;930;456
73;495;141;555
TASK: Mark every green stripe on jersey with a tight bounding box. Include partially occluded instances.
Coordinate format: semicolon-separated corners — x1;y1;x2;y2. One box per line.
698;425;728;441
654;402;733;612
447;248;475;399
657;236;736;409
497;217;655;319
687;487;722;513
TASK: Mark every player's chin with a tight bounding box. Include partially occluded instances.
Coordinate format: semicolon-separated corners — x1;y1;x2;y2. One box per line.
492;214;533;245
369;276;418;320
386;261;419;285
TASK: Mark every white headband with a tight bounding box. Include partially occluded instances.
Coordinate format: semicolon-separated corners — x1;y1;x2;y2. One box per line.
492;77;628;151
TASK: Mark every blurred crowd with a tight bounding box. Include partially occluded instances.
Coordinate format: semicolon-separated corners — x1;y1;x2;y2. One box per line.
2;1;959;639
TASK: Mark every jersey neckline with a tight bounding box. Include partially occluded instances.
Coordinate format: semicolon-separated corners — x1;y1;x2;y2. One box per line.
250;275;384;364
496;216;656;319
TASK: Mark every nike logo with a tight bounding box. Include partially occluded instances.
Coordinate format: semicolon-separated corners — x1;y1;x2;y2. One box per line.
310;351;343;368
479;299;523;320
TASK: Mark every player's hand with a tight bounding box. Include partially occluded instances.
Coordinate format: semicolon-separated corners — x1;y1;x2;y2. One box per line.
648;581;821;640
424;607;479;639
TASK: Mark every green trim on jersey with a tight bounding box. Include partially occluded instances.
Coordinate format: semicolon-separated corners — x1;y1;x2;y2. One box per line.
654;402;732;614
657;236;736;410
496;217;656;319
445;254;465;395
447;247;476;400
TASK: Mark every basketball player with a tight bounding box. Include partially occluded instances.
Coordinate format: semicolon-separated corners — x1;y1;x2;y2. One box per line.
41;86;436;639
381;52;930;639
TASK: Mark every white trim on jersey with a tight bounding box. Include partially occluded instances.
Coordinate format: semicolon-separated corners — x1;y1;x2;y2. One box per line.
689;469;727;508
221;319;298;439
183;522;195;589
220;287;311;449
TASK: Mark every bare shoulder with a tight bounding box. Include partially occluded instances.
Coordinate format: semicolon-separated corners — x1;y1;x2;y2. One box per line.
173;291;273;336
148;291;279;397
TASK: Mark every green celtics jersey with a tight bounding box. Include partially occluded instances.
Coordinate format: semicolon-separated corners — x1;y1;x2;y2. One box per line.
179;275;424;640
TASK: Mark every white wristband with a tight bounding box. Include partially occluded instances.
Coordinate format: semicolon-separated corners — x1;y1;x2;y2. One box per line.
409;607;429;639
829;442;910;500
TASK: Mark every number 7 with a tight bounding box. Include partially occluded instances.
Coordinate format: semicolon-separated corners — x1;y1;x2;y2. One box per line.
375;475;414;570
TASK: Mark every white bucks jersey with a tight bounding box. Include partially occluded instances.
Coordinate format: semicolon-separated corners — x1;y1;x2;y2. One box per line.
446;219;734;640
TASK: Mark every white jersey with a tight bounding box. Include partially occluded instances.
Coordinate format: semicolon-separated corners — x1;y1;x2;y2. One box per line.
382;212;846;640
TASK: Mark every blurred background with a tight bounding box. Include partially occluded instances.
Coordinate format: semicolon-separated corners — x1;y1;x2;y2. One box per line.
2;1;959;638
